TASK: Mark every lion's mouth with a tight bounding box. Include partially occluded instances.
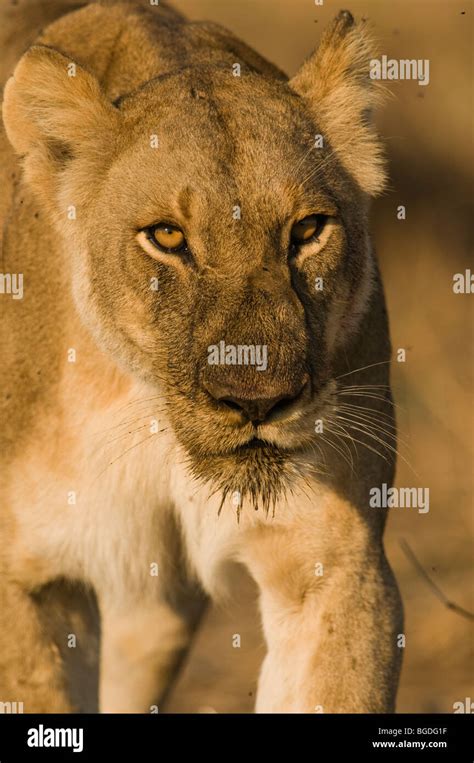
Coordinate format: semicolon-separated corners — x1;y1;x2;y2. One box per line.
235;436;270;452
185;434;293;514
219;433;308;462
204;436;284;460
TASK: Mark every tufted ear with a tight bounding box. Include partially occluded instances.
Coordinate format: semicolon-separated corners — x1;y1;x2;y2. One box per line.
2;44;119;162
290;11;386;196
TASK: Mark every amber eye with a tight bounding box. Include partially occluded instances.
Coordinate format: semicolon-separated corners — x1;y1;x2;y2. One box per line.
146;224;187;253
290;214;328;246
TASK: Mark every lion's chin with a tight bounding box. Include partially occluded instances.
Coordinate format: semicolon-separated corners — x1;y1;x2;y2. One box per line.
185;438;306;516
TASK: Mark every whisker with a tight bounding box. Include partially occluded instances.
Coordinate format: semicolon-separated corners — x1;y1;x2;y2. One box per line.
102;421;166;447
335;360;392;380
319;431;355;473
332;416;418;477
324;418;393;465
336;406;407;446
335;413;408;453
335;400;395;418
338;391;404;410
93;431;161;482
92;409;166;439
321;417;358;468
337;384;391;391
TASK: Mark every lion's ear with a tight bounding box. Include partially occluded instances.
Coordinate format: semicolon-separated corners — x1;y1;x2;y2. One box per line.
2;44;119;161
290;11;386;196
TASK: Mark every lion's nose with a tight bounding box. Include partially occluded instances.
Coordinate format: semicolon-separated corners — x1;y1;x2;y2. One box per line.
203;376;309;424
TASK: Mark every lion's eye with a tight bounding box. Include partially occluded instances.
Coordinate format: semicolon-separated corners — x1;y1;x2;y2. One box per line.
146;224;187;253
290;214;328;246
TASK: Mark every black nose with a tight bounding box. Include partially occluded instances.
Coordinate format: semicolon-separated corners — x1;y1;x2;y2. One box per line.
204;376;308;424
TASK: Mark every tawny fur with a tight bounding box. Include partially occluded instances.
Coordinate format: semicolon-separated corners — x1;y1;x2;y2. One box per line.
0;0;403;713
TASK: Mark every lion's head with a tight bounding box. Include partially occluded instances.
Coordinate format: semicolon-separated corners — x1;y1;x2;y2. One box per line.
3;11;389;511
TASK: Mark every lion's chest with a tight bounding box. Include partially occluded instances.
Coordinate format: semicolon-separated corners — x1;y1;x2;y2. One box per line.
6;390;177;595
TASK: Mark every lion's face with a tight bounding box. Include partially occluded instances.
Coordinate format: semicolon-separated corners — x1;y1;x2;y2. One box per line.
3;16;385;507
72;71;372;503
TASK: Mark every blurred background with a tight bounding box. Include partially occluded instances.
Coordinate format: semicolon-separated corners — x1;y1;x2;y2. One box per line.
1;0;472;713
164;0;473;713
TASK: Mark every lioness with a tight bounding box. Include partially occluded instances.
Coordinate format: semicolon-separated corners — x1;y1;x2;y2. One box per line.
0;0;403;713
